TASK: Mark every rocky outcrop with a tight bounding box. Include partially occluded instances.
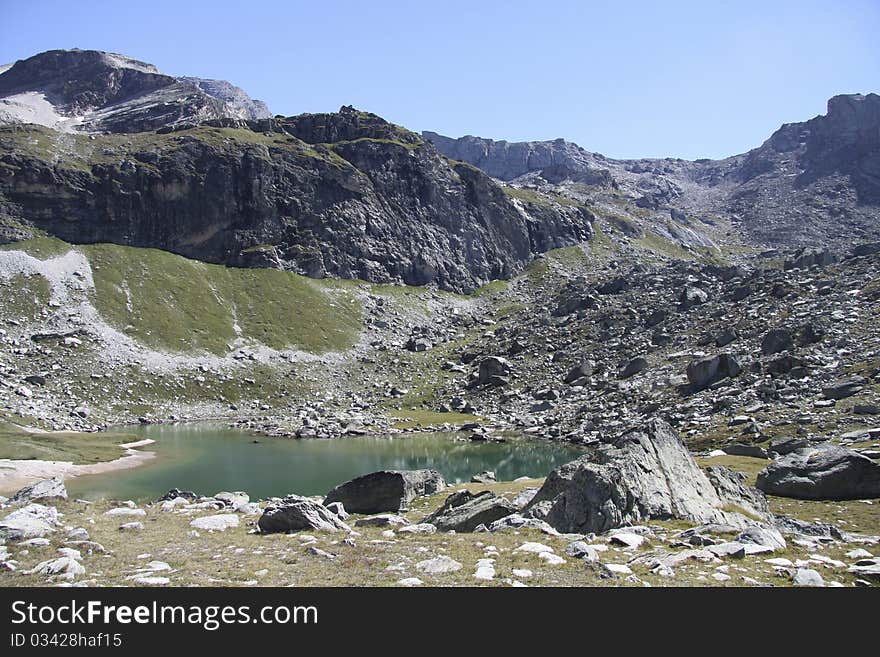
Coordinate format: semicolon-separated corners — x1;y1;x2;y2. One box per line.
9;477;67;504
258;495;351;533
425;94;880;251
756;444;880;500
424;490;517;532
323;469;445;514
0;49;269;133
523;419;765;534
0;503;60;541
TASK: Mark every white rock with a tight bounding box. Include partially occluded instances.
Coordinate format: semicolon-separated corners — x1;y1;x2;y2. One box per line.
605;563;633;575
397;523;437;534
765;557;794;567
133;576;170;586
26;557;85;580
103;507;145;516
538;552;566;565
57;547;81;561
845;548;873;560
118;522;144;531
397;577;423;587
473;558;496;581
513;542;554;554
415;555;463;574
609;532;646;549
809;554;846;568
145;561;171;572
190;514;239;531
793;568;825;587
512;568;533;578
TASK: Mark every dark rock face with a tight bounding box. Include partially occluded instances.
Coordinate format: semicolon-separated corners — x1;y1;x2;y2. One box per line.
756;445;880;500
424;490;517;532
523;419;764;534
0;120;591;293
323;469;445;514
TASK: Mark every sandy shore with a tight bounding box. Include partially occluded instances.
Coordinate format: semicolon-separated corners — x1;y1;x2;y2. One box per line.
0;440;156;495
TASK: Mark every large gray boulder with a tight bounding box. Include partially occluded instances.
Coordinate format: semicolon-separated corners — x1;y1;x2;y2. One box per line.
258;496;351;533
523;419;764;534
0;503;60;541
424;490;517;532
323;469;445;514
9;477;67;504
756;444;880;500
686;353;741;390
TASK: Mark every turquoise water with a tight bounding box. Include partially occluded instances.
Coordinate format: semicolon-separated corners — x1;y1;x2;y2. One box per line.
65;423;582;501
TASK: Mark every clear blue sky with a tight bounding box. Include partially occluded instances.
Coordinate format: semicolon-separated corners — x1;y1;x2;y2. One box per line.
2;0;878;159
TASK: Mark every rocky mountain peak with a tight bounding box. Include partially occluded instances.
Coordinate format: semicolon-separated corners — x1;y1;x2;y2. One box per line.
0;48;271;133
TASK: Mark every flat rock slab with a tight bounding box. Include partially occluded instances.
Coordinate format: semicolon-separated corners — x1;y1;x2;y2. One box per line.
190;514;240;531
415;556;462;574
103;507;146;516
425;490;517;532
354;514;410;528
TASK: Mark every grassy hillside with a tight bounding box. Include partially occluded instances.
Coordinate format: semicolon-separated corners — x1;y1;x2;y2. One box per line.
2;238;364;355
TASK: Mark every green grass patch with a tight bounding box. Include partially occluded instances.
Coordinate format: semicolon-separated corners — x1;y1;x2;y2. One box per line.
0;273;51;320
389;410;480;429
82;243;362;355
0;236;74;259
0;422;133;465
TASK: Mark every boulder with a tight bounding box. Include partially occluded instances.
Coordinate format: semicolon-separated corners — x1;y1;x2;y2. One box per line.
756;444;880;500
214;491;250;509
618;357;648;379
476;356;512;386
425;490;517;532
564;359;594;384
679;286;708;309
523;419;764;534
9;477;67;504
259;496;352;533
189;514;239;532
686;353;741;390
721;444;769;459
323;469;445;514
415;555;462;574
783;248;836;271
0;504;60;541
768;437;810;456
822;378;865;400
470;471;496;483
354;514;410;528
761;328;793;355
157;488;198;502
